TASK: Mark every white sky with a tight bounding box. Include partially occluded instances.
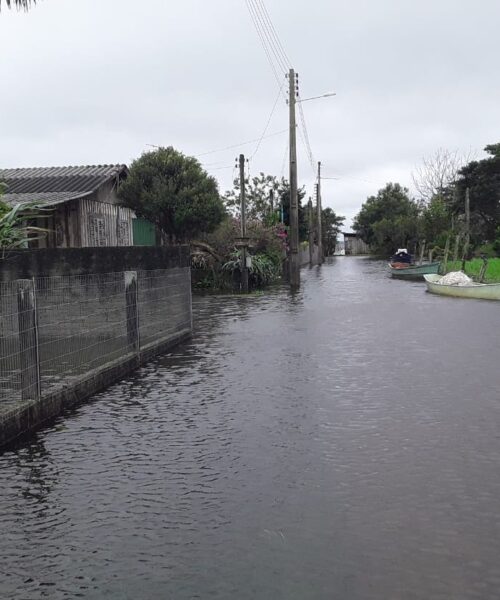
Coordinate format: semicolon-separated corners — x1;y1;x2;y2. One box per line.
1;0;499;228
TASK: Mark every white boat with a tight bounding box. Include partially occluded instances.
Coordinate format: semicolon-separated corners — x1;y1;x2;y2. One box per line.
423;274;500;301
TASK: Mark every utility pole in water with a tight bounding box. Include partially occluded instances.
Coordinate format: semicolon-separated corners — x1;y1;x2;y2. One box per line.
288;68;300;288
317;161;323;265
239;154;249;293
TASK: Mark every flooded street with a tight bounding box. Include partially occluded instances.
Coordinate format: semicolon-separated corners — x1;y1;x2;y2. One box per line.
1;257;500;599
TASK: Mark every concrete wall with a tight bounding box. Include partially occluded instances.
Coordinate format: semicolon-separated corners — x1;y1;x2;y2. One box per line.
0;245;190;282
0;246;192;448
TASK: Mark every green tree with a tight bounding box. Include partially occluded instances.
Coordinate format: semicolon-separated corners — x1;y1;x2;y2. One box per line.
0;202;50;258
321;207;345;256
119;147;226;242
419;196;452;246
448;143;500;241
224;172;281;223
353;183;419;255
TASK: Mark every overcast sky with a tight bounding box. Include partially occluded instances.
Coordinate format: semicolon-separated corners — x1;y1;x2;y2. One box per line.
1;0;499;228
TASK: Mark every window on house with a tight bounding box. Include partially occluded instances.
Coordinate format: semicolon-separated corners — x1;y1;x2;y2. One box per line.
88;215;107;246
117;220;130;246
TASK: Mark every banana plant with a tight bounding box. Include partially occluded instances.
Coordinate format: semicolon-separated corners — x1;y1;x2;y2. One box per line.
0;0;35;9
0;202;51;259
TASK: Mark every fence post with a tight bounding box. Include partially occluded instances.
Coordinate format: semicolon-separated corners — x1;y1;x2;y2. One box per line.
17;279;40;400
125;271;140;354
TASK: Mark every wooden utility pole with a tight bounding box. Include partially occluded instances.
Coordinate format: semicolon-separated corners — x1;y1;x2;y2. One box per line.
239;154;249;293
288;68;300;288
465;187;470;250
317;161;323;264
308;198;314;265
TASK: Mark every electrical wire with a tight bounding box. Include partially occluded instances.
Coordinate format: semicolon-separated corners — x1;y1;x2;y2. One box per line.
194;128;288;158
297;97;317;176
254;0;291;68
248;0;289;74
245;0;283;88
244;0;293;95
249;78;285;161
280;138;289;179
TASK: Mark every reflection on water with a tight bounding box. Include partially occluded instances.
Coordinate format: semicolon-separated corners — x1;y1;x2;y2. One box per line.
1;257;500;599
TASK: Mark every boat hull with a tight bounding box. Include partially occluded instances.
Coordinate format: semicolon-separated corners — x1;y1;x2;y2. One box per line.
389;262;441;280
423;274;500;300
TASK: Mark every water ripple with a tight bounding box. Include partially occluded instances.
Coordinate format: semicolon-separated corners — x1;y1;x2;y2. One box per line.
1;257;500;599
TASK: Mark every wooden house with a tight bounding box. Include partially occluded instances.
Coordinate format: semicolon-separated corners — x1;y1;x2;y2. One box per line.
0;164;136;248
343;232;370;255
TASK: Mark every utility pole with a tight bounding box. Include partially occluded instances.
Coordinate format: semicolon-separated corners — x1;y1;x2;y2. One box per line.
239;154;249;293
465;187;470;250
288;68;300;288
308;198;314;266
317;161;323;265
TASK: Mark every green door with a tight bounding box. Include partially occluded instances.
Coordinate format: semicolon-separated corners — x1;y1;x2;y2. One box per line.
132;218;156;246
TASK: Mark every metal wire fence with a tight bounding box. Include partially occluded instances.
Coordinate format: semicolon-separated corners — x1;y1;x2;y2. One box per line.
0;268;192;409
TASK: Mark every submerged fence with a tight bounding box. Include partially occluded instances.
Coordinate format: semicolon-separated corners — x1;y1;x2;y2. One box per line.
0;268;192;410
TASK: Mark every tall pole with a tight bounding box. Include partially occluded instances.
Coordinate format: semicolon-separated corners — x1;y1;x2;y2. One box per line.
465;187;470;250
308;198;314;266
289;68;300;288
317;161;323;264
239;154;249;293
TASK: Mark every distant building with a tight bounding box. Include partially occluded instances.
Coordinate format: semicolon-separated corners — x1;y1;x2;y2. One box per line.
342;232;370;255
0;164;138;248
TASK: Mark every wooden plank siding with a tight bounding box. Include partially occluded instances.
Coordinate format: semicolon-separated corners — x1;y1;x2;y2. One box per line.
78;197;134;247
34;198;134;248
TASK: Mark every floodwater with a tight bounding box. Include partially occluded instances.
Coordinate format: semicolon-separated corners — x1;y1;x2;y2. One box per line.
1;257;500;600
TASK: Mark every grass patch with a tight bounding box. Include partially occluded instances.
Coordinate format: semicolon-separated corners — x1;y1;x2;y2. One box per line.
444;258;500;283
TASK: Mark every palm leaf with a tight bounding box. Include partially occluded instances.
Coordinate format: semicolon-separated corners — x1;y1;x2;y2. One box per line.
0;0;36;9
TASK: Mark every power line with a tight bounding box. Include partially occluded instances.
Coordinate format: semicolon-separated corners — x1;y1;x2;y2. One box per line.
245;0;283;88
244;0;292;95
249;79;285;160
205;165;235;171
248;0;289;74
297;97;317;176
322;173;389;186
280;137;289;179
254;0;291;68
194;128;288;157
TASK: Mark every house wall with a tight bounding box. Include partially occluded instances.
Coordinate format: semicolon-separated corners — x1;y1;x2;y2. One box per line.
78;196;134;247
35;180;134;249
344;235;370;255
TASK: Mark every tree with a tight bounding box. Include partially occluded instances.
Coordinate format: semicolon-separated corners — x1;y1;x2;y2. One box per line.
448;143;500;241
224;172;281;223
321;208;345;256
0;202;50;258
224;174;308;238
119;147;226;242
412;148;473;205
419;196;452;248
353;183;419;255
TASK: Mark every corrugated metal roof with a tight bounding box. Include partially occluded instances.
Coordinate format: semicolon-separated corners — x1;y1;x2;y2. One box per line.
0;164;127;207
1;191;92;207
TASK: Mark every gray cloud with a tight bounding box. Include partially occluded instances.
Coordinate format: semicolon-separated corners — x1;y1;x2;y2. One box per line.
1;0;499;227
